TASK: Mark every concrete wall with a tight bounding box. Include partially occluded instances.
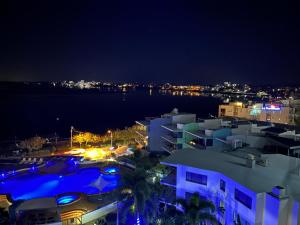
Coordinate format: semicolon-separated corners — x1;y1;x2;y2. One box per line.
181;123;201;148
171;114;196;124
175;165;257;225
226;135;272;149
219;104;292;125
258;107;290;124
232;124;252;135
148;117;171;152
251;124;272;134
82;202;117;224
199;119;222;129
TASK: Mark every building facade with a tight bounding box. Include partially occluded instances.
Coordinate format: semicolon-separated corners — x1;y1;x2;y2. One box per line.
161;149;300;225
218;102;293;125
135;109;197;152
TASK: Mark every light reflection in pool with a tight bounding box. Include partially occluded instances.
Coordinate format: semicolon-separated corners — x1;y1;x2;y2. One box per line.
57;195;79;205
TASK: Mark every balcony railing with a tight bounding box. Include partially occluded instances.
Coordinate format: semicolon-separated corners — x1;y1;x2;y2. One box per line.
161;172;177;187
159;185;177;205
161;135;177;144
135;130;147;138
162;143;177;153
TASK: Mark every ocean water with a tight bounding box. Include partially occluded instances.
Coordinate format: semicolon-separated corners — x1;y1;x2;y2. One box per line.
0;88;221;141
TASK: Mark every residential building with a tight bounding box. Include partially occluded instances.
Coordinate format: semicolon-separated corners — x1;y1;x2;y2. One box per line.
135;109;196;152
218;102;293;125
161;149;300;225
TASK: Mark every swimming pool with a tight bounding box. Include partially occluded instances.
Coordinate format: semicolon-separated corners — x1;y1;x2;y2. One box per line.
0;167;120;201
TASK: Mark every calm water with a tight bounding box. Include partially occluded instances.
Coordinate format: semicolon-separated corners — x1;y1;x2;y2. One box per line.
0;88;221;141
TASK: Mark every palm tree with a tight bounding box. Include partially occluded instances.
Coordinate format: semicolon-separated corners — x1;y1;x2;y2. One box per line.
175;193;218;225
119;167;160;225
0;207;9;225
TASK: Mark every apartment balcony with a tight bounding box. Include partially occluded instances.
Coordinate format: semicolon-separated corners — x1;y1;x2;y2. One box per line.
161;171;177;187
162;142;177;153
186;140;206;150
161;124;179;132
161;134;177;144
159;186;177;205
135;130;148;138
135;137;147;146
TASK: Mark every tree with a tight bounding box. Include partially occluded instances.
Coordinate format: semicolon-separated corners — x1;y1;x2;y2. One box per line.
0;207;9;225
19;136;46;154
119;167;160;225
175;193;218;225
156;206;185;225
73;133;85;147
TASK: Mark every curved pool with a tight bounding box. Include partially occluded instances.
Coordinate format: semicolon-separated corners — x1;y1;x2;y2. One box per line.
0;167;120;201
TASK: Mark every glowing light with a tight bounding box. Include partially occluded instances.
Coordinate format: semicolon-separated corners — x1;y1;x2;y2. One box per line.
64;146;127;161
56;195;79;205
65;148;86;155
262;104;281;111
137;215;141;225
103;167;119;174
85;149;100;159
234;102;243;107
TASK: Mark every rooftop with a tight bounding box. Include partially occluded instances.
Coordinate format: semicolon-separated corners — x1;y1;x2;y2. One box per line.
161;149;300;200
262;127;287;134
269;136;300;149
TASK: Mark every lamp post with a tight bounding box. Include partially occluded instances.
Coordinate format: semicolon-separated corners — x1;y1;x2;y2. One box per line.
108;130;113;147
70;126;74;148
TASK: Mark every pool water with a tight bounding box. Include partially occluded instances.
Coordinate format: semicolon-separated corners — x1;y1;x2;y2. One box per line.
56;195;79;205
103;166;119;174
0;167;120;201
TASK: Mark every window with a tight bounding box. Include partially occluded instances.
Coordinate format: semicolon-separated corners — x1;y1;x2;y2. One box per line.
186;172;207;185
235;189;252;209
220;179;226;192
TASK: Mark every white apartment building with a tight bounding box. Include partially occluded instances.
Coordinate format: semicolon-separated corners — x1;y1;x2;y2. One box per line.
161;149;300;225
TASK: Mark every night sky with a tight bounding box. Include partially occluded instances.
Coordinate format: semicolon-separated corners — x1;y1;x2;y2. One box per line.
1;1;300;84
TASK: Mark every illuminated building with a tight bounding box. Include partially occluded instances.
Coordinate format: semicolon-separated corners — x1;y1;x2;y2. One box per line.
218;102;293;125
135;109;197;152
161;149;300;225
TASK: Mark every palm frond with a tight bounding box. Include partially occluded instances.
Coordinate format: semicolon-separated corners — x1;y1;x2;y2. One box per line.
198;200;216;212
198;212;219;225
174;198;188;211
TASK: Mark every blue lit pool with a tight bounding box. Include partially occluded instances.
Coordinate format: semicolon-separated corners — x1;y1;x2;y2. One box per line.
0;167;120;201
56;195;79;205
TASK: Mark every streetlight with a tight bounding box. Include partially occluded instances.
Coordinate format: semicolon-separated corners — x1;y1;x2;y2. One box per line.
107;130;113;148
70;126;74;148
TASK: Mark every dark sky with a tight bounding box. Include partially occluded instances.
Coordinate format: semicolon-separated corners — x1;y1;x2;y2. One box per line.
0;0;300;85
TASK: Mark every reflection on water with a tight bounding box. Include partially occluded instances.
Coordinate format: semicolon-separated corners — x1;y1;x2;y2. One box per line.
0;89;222;141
